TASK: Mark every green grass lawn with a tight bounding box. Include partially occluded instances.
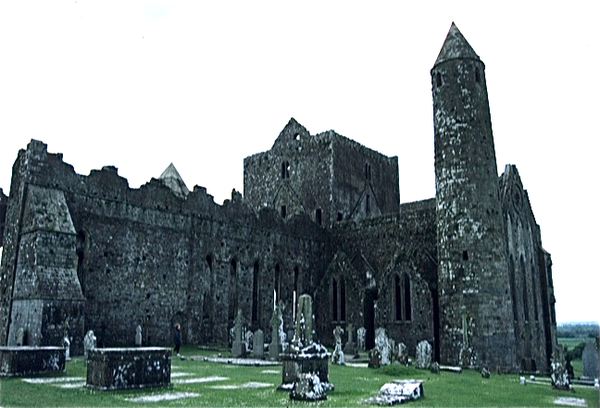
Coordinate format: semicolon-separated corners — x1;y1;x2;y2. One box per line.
1;346;598;407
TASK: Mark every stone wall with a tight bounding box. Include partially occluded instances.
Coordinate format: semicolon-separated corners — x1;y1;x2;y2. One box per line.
500;164;557;372
0;188;7;247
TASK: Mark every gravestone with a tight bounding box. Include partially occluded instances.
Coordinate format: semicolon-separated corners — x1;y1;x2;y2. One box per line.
397;342;409;365
135;325;142;347
64;335;71;361
231;309;247;358
343;323;356;356
269;304;283;360
84;330;97;365
582;342;599;379
416;340;432;369
374;328;392;366
357;327;366;351
331;326;345;365
368;348;381;369
253;329;264;359
430;361;440;374
245;329;253;353
481;367;491;378
15;328;25;346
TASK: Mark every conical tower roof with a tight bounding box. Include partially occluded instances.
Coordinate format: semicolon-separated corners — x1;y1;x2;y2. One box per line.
434;22;480;67
159;163;189;198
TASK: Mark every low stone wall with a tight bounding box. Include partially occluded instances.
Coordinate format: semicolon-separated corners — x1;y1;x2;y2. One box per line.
0;346;66;377
86;347;171;390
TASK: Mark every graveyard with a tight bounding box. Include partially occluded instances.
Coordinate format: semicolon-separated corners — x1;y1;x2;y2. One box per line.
1;344;598;407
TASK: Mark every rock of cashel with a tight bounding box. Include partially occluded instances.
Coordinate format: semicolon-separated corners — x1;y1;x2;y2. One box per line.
0;23;558;372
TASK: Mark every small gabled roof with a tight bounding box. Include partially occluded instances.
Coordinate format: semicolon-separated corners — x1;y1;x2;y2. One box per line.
159;163;189;198
434;22;480;67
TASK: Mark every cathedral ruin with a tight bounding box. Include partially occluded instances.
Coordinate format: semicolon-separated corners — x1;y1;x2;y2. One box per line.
0;24;558;372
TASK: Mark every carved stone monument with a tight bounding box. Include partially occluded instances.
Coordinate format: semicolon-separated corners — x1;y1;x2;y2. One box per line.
416;340;432;369
83;330;97;365
253;329;264;359
331;326;345;365
375;328;392;366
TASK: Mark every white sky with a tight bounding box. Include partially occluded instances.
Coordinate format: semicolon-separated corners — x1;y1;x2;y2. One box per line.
0;1;598;324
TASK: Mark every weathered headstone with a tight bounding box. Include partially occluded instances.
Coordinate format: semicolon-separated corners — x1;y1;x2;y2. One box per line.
481;367;491;378
253;329;264;359
15;328;25;346
245;328;253;352
64;335;71;361
582;342;599;379
374;328;392;365
331;326;345;365
290;373;327;401
368;348;381;369
135;325;142;347
232;309;247;358
397;342;409;365
416;340;432;369
430;361;440;374
343;323;356;356
357;327;366;351
84;330;97;365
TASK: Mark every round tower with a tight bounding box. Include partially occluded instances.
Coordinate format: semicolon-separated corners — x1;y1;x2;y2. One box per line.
431;23;516;370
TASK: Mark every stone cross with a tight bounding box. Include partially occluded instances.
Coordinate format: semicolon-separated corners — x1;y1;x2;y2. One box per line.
344;323;356;356
269;304;283;360
231;309;247;358
582;341;599;379
135;325;142;347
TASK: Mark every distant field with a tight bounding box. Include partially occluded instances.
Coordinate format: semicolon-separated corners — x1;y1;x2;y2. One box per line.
558;337;591;379
0;345;598;407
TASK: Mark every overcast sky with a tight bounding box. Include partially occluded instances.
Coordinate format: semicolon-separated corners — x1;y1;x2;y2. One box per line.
0;1;598;324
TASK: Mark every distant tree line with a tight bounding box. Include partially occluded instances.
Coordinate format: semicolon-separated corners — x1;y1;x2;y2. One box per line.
557;322;599;339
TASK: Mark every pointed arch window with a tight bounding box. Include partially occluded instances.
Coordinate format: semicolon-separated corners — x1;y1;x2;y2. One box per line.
332;276;346;322
332;278;338;321
274;264;281;310
281;161;290;179
228;259;238;326
252;261;260;324
394;273;411;322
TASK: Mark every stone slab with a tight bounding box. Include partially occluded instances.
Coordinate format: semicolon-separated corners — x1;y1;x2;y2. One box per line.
0;346;66;377
86;347;171;390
